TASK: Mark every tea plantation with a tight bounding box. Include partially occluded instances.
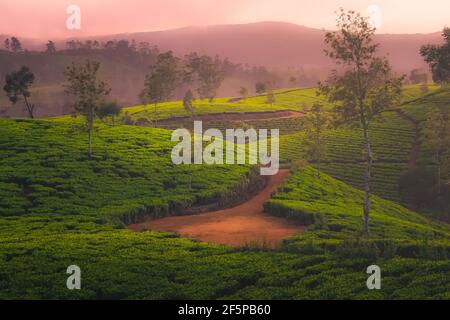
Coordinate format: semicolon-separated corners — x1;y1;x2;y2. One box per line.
1;85;449;299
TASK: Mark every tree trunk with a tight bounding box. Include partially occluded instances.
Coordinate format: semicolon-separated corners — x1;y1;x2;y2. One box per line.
153;103;158;128
437;157;441;195
317;160;321;179
363;125;372;237
23;95;34;119
87;107;93;159
317;128;321;178
88;126;92;159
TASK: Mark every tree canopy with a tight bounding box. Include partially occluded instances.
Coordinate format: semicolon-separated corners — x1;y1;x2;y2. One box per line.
420;28;450;84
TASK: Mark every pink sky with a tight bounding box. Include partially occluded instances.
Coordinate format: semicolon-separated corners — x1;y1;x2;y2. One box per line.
0;0;448;38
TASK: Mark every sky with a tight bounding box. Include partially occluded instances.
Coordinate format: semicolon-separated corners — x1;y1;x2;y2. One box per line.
0;0;448;38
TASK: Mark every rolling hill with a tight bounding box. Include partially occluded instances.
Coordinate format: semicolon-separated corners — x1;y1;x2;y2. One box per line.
0;85;449;299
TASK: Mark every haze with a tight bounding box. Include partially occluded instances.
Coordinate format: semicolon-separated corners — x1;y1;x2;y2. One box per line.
0;0;448;39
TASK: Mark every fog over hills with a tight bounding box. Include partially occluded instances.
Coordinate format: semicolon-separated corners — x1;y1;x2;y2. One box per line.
0;21;443;117
10;21;441;72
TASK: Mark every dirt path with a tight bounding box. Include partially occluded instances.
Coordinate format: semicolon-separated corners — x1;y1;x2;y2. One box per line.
128;169;306;247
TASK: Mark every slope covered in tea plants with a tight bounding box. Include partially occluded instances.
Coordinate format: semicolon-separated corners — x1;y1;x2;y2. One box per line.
0;118;256;222
1;86;449;300
265;167;450;244
123;84;438;124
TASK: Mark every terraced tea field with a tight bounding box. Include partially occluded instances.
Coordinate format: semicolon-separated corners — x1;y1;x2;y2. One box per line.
1;84;449;300
0;118;257;222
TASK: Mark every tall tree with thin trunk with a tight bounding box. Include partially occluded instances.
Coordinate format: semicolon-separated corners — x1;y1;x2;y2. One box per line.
319;9;403;236
183;89;195;120
184;53;224;102
303;103;331;178
141;51;181;127
64;60;111;158
3;66;36;118
265;89;275;106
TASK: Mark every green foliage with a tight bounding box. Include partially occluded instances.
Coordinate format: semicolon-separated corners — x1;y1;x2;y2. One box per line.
63;60;111;157
423;106;450;192
141;51;181;107
97;101;121;125
319;8;404;235
183;89;195;119
302;104;331;177
420;28;450;83
184;53;224;102
3;66;36;118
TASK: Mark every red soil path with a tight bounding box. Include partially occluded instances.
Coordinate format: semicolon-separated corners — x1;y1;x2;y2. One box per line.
128;169;305;247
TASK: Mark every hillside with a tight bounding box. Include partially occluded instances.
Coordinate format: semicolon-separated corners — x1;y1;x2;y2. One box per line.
0;107;449;299
266;167;450;242
125;84;438;123
124;85;444;205
0;118;256;220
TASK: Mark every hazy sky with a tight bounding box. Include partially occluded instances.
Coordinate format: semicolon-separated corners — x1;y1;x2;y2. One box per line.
0;0;448;38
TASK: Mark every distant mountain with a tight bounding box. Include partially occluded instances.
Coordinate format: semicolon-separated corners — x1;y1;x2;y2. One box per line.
3;22;443;72
83;21;443;72
1;22;444;118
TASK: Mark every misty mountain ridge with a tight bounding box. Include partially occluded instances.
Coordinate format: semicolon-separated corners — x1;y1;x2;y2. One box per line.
2;21;443;72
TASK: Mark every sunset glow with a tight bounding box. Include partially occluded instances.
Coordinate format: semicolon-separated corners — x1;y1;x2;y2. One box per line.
0;0;448;38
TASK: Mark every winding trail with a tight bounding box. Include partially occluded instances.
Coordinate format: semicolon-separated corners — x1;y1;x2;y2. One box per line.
128;169;306;247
